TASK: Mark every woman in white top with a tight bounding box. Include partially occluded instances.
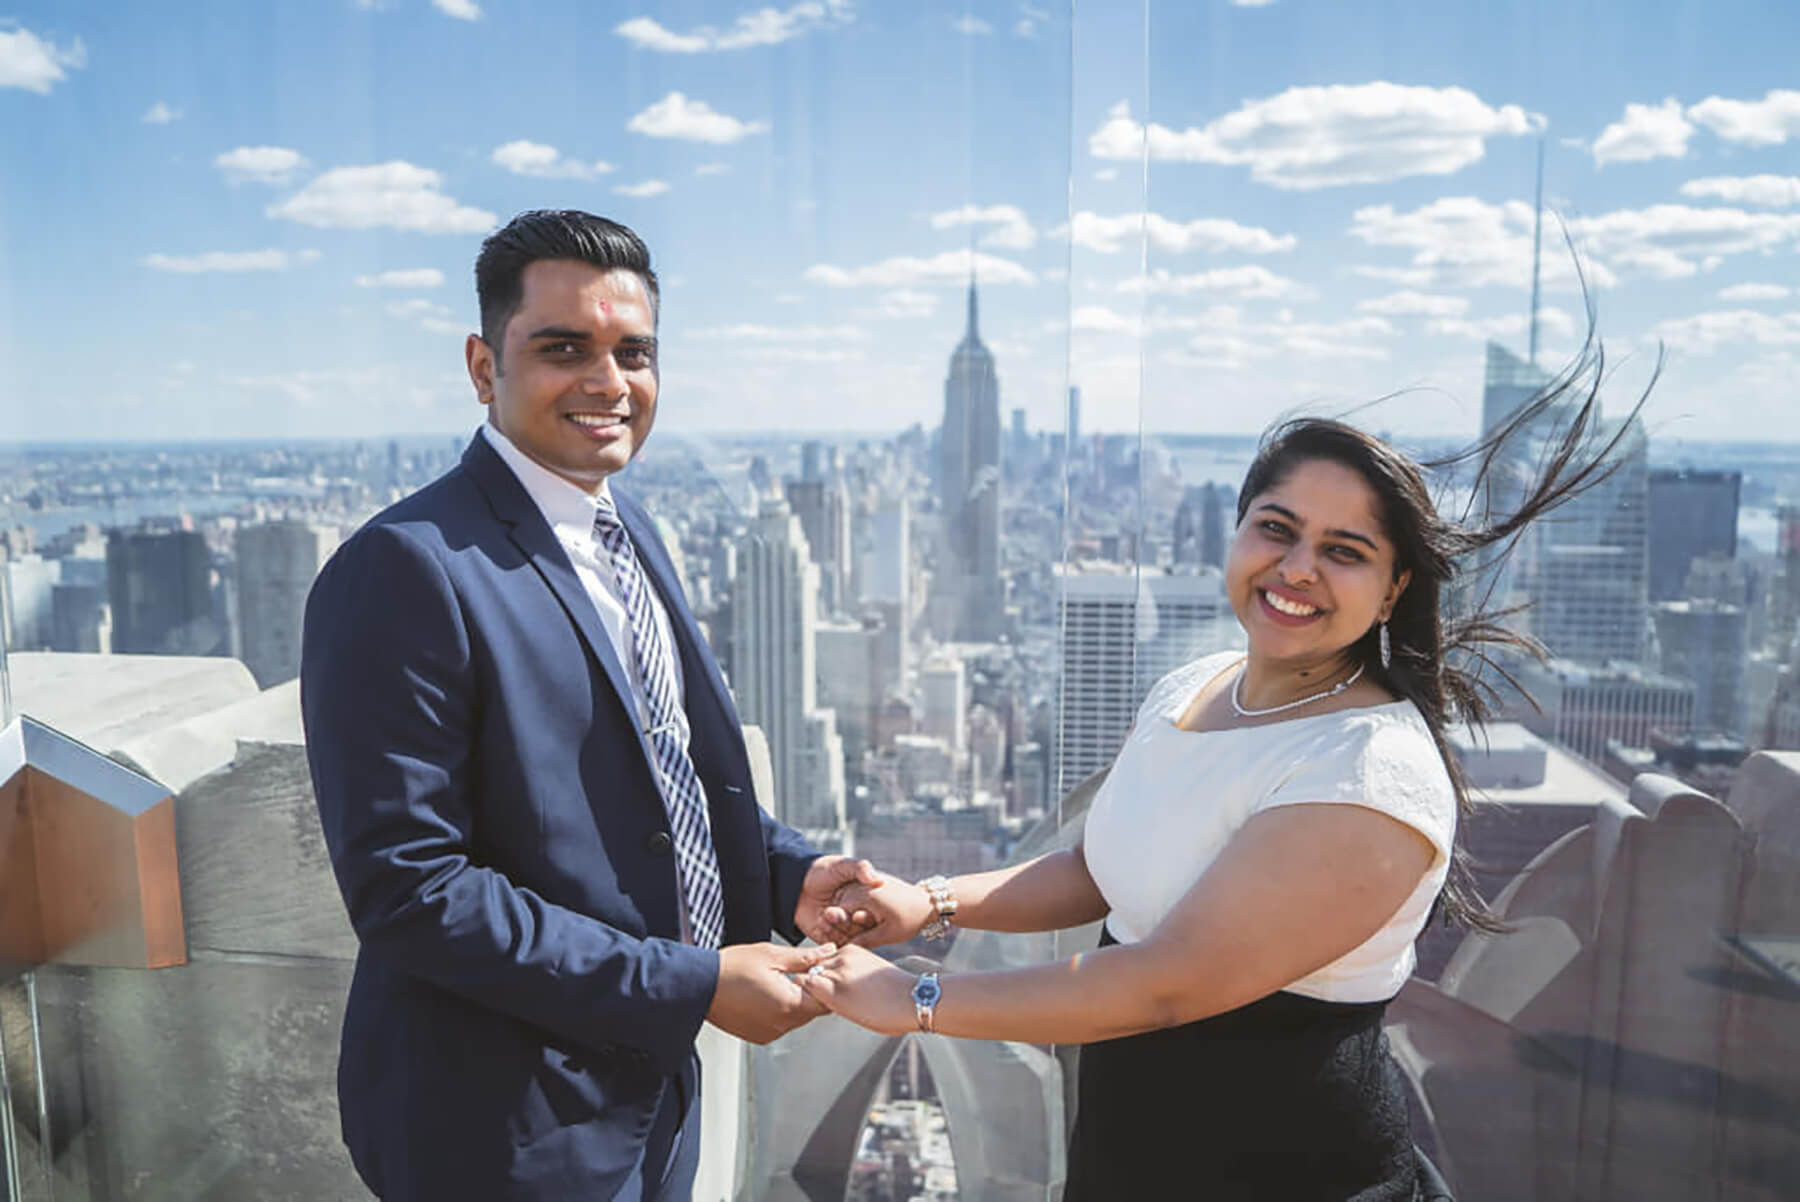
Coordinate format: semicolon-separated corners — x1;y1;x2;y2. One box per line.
802;375;1639;1199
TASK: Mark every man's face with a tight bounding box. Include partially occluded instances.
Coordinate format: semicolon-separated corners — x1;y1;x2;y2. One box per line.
465;259;659;492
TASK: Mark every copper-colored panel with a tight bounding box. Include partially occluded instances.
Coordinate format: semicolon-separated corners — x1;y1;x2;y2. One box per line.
0;768;44;967
135;797;186;969
30;766;146;966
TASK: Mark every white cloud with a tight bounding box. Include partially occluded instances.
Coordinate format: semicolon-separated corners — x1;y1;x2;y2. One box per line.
144;249;320;274
267;162;496;234
356;268;445;289
0;27;85;94
1232;0;1278;6
1426;307;1575;341
217;146;308;186
690;323;869;341
952;16;992;34
1653;309;1800;354
1591;98;1693;165
431;0;481;19
1356;291;1468;318
860;288;938;318
1349;196;1613;292
1116;265;1300;299
695;162;730;176
627;92;768;143
1570;204;1800;279
490;140;613;180
1088;84;1534;189
805;249;1035;288
142;101;181;125
613;179;671;198
1066;211;1295;255
1688;89;1800;147
1679;175;1800;208
386;298;452;320
616;1;851;52
930;204;1037;249
1717;282;1791;302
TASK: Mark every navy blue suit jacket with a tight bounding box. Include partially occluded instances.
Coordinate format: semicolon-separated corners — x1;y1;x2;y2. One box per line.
301;432;818;1201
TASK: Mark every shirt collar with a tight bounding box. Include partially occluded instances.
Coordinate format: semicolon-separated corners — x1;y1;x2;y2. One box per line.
480;422;613;542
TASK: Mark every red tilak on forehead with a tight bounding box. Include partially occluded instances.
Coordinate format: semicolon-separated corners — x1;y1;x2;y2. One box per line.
596;299;613;316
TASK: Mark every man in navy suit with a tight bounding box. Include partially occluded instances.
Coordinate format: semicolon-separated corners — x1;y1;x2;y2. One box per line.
301;210;881;1201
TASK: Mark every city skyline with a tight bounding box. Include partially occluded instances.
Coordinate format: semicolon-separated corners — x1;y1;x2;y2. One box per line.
0;1;1796;445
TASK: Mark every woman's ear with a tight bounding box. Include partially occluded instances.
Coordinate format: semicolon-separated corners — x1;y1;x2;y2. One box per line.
1383;569;1413;621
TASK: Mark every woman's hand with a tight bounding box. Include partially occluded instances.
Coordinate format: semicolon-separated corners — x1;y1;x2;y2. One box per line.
797;944;920;1036
809;873;937;948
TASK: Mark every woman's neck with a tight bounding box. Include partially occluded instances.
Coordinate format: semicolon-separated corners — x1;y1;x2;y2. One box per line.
1236;652;1362;714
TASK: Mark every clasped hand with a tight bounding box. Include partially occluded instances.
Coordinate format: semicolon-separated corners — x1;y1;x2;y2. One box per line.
796;944;922;1037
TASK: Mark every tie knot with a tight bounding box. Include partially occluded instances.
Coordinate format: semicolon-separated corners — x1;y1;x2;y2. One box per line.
593;493;623;531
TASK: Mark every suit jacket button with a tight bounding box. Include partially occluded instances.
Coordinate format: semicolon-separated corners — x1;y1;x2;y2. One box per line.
645;831;673;856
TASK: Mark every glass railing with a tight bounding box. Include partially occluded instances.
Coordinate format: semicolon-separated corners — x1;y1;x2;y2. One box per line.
4;2;1798;1199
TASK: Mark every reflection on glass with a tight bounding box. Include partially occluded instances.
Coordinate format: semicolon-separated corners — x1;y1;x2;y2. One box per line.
0;0;1795;1197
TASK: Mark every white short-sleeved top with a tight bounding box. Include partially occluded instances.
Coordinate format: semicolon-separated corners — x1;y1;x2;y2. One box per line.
1082;651;1456;1003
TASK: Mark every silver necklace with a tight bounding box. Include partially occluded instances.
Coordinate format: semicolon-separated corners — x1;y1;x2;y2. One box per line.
1231;661;1365;718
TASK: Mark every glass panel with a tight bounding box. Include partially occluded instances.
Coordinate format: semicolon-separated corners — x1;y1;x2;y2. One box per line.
2;1;1796;1199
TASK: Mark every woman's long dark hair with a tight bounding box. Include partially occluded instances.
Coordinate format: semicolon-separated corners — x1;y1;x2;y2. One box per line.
1235;318;1657;933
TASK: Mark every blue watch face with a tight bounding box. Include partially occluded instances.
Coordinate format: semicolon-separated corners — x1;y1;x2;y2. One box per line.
913;975;942;1006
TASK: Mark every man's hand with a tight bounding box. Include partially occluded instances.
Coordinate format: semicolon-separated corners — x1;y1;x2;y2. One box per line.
816;874;937;949
795;855;883;944
705;942;836;1045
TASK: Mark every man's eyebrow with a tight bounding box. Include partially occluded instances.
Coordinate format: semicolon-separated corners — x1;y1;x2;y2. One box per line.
618;333;658;348
1254;502;1379;550
525;325;590;342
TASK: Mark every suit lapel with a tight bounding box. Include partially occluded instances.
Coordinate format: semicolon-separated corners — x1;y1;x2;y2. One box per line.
461;435;663;772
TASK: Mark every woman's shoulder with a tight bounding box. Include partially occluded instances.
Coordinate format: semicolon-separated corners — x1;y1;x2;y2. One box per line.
1141;650;1241;718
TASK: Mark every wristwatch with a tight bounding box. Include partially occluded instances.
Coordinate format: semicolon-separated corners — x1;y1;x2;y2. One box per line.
912;972;942;1033
918;874;959;941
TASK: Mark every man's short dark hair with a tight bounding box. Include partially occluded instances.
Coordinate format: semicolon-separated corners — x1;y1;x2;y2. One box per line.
474;210;660;358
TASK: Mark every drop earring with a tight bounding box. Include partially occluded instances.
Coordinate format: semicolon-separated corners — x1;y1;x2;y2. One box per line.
1379;621;1392;670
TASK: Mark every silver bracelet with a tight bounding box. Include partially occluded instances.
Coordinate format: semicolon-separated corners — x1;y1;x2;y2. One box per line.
917;874;959;941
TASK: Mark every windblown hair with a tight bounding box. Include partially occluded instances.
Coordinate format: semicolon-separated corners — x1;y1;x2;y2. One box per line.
474;210;659;359
1236;320;1657;933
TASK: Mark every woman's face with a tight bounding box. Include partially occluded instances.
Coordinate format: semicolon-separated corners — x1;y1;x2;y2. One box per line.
1226;456;1411;667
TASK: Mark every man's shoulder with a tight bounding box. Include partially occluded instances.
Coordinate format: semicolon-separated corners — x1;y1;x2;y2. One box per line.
347;463;487;546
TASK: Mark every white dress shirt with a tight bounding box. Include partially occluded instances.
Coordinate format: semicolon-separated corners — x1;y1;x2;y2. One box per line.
480;423;715;940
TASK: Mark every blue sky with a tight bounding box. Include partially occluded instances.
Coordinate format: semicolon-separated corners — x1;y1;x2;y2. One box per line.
3;0;1797;444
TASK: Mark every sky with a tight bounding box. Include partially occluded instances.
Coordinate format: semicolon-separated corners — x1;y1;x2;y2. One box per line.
2;0;1798;445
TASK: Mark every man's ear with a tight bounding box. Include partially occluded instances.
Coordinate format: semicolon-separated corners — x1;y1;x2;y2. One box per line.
466;333;498;405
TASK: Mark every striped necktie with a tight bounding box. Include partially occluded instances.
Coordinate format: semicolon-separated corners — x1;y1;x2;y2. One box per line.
592;496;725;949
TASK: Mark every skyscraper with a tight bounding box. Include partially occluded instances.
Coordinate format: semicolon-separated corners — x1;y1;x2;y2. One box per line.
937;279;1003;640
785;474;851;616
1647;469;1740;602
107;528;222;656
730;501;847;832
1055;567;1231;789
1654;599;1749;736
1530;418;1650;667
236;519;340;688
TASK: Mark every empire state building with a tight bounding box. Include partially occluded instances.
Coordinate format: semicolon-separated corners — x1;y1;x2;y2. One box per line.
937;278;1003;640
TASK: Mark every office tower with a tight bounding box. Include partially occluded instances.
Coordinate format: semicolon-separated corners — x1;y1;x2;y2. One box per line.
1654;599;1749;736
107;528;223;655
785;474;851;616
801;440;823;483
920;655;967;756
1;553;58;650
1055;567;1231;789
1173;484;1230;569
937;280;1003;640
1530;419;1650;666
1067;385;1081;445
730;502;847;832
236;520;340;689
1647;469;1740;602
1513;659;1695;765
858;493;910;622
816;616;878;765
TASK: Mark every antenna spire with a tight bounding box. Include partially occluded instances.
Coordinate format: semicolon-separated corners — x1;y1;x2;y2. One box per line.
1528;136;1545;368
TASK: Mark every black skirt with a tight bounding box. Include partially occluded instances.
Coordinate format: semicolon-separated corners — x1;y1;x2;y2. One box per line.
1064;929;1421;1202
